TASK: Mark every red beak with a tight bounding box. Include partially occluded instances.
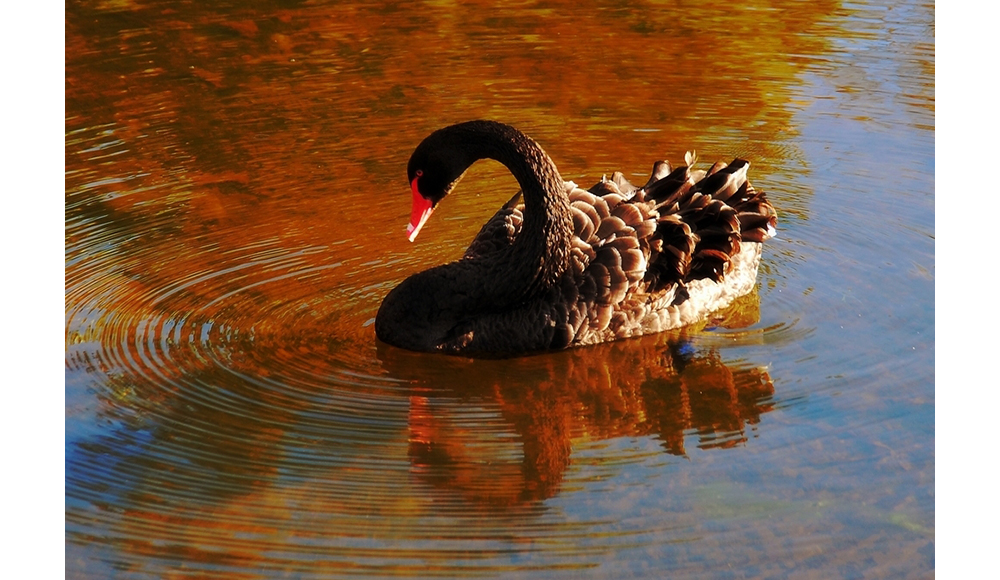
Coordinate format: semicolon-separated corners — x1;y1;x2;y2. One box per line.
407;177;434;242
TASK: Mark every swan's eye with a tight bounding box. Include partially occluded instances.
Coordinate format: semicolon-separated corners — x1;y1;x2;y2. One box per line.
415;169;424;178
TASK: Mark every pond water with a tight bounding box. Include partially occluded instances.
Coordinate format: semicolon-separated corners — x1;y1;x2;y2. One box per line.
65;0;934;578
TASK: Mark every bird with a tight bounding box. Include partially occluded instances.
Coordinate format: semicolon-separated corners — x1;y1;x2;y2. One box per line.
374;120;776;356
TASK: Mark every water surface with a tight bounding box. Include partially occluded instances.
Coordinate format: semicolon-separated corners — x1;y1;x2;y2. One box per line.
66;0;934;577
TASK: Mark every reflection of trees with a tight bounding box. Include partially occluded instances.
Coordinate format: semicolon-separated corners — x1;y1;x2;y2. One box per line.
381;291;775;509
65;0;839;396
65;0;838;308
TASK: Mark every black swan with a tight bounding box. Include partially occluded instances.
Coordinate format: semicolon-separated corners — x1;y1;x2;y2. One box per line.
375;120;776;356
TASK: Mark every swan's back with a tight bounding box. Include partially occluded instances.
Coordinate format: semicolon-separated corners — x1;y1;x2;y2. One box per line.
462;156;776;349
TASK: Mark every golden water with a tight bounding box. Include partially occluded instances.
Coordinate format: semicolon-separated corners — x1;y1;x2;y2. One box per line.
66;0;934;577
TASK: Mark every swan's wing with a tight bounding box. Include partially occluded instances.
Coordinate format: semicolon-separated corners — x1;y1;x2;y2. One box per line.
463;191;524;259
557;176;693;344
639;158;775;286
569;156;776;308
556;158;775;344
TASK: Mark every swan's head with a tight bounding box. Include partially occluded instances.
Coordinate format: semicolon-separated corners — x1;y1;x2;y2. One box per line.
405;127;478;242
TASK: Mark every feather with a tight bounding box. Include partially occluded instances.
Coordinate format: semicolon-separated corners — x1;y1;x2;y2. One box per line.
611;171;638;196
572;204;596;242
601;192;626;209
612;203;645;229
620;248;647;282
644;160;672;188
592;303;613;331
705;160;728;178
634;218;657;239
589;262;612;303
588;179;620;196
596;215;628;240
608;264;629;304
569;188;601;206
572;200;601;242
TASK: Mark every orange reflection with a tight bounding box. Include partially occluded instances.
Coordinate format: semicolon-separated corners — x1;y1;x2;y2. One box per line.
66;0;843;304
382;292;774;508
64;0;881;576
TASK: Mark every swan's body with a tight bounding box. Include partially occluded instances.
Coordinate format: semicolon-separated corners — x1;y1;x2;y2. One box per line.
375;121;776;356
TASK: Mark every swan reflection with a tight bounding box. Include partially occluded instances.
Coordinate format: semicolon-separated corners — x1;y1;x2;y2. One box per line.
379;290;775;508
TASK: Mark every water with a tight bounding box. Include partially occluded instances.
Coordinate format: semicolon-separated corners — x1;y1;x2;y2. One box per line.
65;0;934;577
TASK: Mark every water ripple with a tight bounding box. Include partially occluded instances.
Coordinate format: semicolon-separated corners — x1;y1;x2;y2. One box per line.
65;0;935;576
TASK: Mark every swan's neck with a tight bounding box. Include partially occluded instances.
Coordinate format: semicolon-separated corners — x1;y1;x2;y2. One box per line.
458;121;573;301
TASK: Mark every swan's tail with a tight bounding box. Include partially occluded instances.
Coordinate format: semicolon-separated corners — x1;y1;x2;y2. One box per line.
640;155;776;287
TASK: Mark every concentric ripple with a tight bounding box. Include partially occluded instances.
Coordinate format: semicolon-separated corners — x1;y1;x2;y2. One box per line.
66;171;783;576
66;0;935;577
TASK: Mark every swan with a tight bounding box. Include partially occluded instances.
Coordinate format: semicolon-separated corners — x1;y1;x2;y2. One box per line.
375;120;776;356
